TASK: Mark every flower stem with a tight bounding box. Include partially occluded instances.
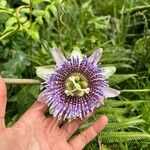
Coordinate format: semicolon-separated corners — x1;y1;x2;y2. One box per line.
4;78;41;85
121;89;150;93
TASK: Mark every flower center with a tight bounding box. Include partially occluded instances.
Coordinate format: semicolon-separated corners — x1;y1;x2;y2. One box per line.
64;73;90;97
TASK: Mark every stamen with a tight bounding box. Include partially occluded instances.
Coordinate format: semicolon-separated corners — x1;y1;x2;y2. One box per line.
65;73;90;96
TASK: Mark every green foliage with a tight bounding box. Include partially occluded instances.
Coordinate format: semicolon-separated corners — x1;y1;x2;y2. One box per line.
101;132;150;143
81;99;150;147
0;0;150;149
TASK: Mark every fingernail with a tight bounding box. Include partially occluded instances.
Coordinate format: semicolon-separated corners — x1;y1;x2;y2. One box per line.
101;115;109;125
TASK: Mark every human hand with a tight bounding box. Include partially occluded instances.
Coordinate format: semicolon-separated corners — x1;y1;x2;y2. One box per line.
0;77;108;150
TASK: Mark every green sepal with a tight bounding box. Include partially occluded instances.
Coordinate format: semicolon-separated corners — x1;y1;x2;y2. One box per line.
102;66;116;78
71;47;83;61
36;65;55;80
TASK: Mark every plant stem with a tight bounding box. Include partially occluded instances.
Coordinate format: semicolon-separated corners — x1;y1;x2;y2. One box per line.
121;89;150;93
4;78;41;85
3;79;150;93
0;5;29;41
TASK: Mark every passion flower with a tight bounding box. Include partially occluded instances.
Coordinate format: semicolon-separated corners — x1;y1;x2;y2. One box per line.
36;47;120;120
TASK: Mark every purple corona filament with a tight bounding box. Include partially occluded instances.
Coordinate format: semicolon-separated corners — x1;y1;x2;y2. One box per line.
37;48;120;120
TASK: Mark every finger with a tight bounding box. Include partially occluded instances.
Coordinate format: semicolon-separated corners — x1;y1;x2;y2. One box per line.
28;101;48;113
0;77;7;128
61;114;92;140
69;116;108;150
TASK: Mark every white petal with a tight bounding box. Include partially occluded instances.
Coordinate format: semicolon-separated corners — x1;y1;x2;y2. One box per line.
102;66;116;78
101;87;120;98
71;47;83;61
38;89;51;103
88;48;103;65
36;66;54;80
51;47;67;66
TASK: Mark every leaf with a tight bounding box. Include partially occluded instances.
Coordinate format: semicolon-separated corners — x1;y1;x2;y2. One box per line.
16;86;36;113
2;17;17;33
35;17;43;26
22;0;30;4
109;74;137;85
44;11;50;24
0;0;7;7
29;85;40;98
115;63;134;69
49;2;58;17
27;24;40;41
22;0;49;5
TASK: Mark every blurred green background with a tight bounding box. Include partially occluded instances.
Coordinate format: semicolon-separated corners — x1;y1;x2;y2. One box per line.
0;0;150;149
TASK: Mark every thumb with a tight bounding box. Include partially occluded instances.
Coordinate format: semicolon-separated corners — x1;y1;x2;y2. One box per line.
0;77;7;128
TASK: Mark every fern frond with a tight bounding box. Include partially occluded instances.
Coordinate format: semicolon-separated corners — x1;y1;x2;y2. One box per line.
106;119;145;131
105;100;147;107
95;107;127;115
109;74;136;85
100;132;150;143
103;114;125;121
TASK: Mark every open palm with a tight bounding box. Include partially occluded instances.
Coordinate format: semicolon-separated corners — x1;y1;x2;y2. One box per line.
0;77;108;150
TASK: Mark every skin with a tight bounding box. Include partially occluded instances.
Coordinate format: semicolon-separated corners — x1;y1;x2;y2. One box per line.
0;77;108;150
